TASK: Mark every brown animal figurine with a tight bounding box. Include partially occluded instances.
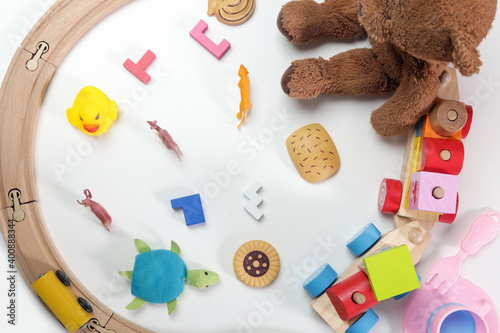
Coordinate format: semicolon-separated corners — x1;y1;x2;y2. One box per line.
278;0;497;136
77;189;112;232
147;120;183;161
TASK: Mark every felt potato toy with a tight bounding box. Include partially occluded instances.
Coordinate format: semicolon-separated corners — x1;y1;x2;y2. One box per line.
278;0;496;136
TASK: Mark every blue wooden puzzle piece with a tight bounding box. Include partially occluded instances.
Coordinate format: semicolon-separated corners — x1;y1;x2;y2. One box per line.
171;194;205;226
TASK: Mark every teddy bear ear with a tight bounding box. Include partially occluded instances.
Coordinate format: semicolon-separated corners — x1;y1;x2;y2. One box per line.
451;32;482;77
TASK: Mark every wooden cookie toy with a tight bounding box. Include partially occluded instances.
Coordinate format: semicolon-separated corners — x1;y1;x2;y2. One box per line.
233;240;280;287
286;123;340;183
207;0;256;26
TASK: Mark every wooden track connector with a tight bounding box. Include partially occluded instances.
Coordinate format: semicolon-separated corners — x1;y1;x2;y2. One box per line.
25;41;49;71
88;318;116;333
8;189;25;222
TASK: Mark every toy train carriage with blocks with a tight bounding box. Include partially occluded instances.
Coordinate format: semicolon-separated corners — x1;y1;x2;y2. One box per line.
306;221;431;333
32;270;93;332
378;67;473;225
305;67;473;333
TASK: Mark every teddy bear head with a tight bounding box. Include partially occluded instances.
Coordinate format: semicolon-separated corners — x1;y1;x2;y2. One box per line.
359;0;497;76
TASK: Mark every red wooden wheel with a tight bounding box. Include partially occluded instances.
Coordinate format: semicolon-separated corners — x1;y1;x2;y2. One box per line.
378;178;402;214
439;194;459;223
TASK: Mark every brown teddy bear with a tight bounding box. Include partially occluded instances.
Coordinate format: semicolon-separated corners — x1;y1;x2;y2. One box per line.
278;0;497;136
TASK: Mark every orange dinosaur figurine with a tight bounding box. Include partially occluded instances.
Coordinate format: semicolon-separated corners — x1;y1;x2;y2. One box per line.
237;64;251;129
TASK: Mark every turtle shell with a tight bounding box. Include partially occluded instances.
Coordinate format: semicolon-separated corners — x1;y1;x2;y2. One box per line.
131;249;187;304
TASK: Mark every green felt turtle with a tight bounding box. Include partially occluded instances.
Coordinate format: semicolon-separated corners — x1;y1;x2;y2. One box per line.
119;239;220;315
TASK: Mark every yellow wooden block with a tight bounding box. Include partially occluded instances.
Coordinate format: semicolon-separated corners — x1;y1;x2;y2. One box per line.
362;245;420;301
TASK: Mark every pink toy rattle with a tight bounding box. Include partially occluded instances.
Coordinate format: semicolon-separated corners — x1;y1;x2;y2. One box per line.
403;210;500;333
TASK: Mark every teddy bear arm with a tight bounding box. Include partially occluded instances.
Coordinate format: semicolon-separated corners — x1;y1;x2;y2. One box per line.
283;48;397;99
370;71;443;137
278;0;366;44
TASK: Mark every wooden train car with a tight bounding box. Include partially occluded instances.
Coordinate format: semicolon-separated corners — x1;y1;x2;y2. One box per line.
306;68;471;332
32;270;93;332
379;68;472;228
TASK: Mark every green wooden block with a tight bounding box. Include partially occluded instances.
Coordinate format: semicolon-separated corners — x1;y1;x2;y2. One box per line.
363;245;420;301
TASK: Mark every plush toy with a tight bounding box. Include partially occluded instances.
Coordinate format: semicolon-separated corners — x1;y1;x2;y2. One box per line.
277;0;497;136
120;239;220;315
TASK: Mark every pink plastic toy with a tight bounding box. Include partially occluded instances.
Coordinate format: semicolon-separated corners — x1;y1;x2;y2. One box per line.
77;189;112;232
147;120;182;161
427;210;500;294
123;49;156;84
189;19;230;59
403;210;500;333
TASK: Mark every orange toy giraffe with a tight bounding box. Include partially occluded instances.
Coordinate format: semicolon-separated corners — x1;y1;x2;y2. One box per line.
237;64;252;129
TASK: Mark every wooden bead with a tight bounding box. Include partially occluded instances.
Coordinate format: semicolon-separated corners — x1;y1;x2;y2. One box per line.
420;138;464;175
439;149;452;161
432;187;445;199
326;271;378;321
352;292;366;304
429;100;467;137
408;228;424;244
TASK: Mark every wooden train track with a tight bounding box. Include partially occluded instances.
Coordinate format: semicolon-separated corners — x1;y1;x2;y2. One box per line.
0;1;153;332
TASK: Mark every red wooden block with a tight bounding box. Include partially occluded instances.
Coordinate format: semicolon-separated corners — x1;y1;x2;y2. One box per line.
326;271;379;321
123;49;156;84
420;138;464;175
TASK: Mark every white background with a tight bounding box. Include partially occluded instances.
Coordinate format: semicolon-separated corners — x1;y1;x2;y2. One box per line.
1;0;500;332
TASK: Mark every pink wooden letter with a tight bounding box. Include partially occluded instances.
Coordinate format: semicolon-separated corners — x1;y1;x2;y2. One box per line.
189;19;230;59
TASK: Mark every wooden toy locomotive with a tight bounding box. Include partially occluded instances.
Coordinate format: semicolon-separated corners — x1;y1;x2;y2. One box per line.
303;68;473;333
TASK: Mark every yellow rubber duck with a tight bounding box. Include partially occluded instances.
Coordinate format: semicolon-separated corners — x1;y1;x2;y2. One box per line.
67;86;118;136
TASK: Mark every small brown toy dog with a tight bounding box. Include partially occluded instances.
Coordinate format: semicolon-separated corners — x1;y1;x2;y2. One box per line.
278;0;497;136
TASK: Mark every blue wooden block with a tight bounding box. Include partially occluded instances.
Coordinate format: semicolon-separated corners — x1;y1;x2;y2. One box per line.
171;194;205;226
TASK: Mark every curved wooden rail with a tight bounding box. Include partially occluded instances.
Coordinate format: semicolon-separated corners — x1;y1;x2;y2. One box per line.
0;0;153;331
